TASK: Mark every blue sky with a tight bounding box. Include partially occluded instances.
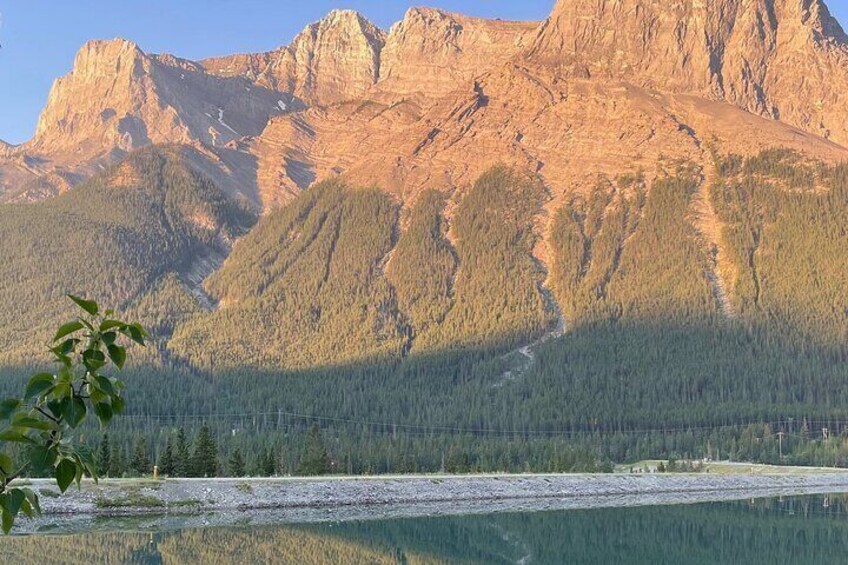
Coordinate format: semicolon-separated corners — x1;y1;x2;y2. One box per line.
0;0;846;145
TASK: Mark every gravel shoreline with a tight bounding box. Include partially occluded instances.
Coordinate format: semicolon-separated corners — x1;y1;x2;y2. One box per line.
13;472;848;534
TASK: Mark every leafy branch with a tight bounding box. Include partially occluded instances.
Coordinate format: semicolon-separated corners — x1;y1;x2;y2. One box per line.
0;295;146;532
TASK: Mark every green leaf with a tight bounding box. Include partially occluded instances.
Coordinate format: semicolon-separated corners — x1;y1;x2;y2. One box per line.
28;445;56;475
99;320;125;332
10;414;50;431
82;349;106;372
62;397;87;429
6;490;24;516
107;344;126;369
111;395;125;415
67;295;99;316
50;382;72;402
0;489;26;532
19;498;33;519
0;399;21;420
95;376;114;395
0;506;13;534
24;373;54;399
93;402;113;426
124;324;147;346
53;321;84;342
55;459;76;493
56;338;80;356
22;488;41;515
0;430;31;443
102;331;117;345
0;453;13;475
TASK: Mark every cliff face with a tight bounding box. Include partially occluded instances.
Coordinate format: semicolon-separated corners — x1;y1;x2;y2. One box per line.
526;0;848;144
33;39;282;153
378;8;536;98
202;10;385;105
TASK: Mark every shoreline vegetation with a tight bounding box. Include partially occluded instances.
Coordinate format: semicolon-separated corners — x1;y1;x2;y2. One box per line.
13;469;848;533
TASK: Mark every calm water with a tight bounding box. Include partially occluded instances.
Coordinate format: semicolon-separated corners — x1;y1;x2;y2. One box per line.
1;495;847;564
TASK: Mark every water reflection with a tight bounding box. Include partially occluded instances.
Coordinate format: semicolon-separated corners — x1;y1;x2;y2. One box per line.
1;495;847;564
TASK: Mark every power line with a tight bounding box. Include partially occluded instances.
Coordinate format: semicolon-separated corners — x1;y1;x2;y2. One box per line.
111;409;837;439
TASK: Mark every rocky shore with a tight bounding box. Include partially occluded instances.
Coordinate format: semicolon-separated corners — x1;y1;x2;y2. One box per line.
10;472;848;533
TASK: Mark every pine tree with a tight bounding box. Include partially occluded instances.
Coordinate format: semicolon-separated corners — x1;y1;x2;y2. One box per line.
174;428;190;477
109;445;126;478
159;436;175;476
191;425;218;478
98;433;111;478
297;425;330;476
131;438;149;476
262;447;276;477
249;448;266;477
228;448;245;477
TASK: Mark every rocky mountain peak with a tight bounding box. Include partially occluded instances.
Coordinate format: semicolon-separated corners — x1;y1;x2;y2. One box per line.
34;38;151;145
527;0;848;144
288;9;386;103
379;7;535;97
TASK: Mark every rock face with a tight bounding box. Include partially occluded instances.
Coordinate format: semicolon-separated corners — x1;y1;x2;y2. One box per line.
526;0;848;145
34;39;282;152
203;10;385;105
378;8;536;98
3;0;848;207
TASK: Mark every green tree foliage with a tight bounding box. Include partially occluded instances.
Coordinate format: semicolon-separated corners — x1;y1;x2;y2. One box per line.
0;296;145;532
170;181;407;369
0;147;254;364
158;436;175;476
550;167;716;328
419;167;552;351
130;438;149;476
386;190;457;345
190;425;219;478
228;448;245;478
174;428;191;477
711;149;848;342
297;425;330;476
97;433;111;479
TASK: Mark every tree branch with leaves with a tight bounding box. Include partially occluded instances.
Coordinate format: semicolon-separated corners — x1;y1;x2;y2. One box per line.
0;295;146;533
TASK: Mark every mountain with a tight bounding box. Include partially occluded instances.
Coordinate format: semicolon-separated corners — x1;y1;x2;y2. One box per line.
0;1;847;466
527;0;848;145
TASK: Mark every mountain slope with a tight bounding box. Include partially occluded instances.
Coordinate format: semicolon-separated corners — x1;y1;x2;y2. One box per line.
0;146;254;363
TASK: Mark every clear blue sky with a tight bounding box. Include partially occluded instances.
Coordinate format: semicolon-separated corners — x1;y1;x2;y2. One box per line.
1;0;846;145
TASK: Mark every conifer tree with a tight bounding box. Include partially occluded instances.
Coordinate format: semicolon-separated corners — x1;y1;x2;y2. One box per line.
228;448;245;477
131;438;149;476
159;436;175;476
262;447;276;477
109;445;127;478
191;425;219;478
298;425;330;476
174;428;190;477
98;433;111;478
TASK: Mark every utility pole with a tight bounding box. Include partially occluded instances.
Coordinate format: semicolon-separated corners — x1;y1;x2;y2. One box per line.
777;431;784;461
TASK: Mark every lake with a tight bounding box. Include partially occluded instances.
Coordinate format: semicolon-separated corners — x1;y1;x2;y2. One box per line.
0;494;845;564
